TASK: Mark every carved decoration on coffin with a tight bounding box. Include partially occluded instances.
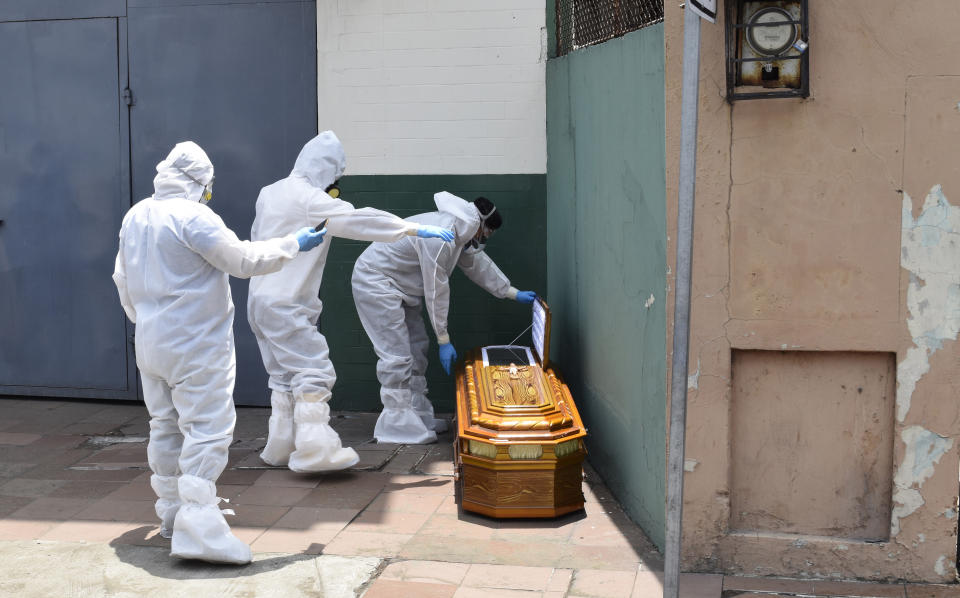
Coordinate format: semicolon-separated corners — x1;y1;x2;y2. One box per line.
489;365;544;407
546;372;574;427
464;362;574;432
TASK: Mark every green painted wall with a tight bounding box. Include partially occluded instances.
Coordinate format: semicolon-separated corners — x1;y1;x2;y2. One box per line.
321;174;547;413
545;24;667;549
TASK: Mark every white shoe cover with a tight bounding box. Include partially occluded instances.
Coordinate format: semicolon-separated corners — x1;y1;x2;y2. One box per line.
170;475;251;565
411;393;439;431
260;390;295;466
374;407;438;444
288;399;360;473
151;474;180;540
411;392;448;433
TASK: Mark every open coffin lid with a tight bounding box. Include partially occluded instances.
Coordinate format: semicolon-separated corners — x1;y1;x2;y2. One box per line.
479;297;551;369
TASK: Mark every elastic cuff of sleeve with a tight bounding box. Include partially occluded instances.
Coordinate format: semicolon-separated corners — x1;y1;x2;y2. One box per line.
405;225;419;236
282;235;301;255
436;333;450;345
507;287;519;300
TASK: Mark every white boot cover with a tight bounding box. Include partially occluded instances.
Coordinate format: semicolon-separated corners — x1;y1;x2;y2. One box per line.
411;392;447;433
375;387;437;445
260;390;295;466
171;475;251;565
288;397;359;473
151;474;180;539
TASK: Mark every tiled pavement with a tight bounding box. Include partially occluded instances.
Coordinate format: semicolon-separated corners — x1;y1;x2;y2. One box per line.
0;397;956;597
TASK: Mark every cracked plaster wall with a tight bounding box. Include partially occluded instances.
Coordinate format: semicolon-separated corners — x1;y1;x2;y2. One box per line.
665;0;960;583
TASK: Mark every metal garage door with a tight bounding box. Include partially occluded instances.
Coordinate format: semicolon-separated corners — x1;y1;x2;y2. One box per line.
0;1;317;405
0;13;136;399
128;0;318;406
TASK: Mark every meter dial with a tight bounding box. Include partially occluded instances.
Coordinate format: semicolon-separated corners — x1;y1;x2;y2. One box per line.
746;7;797;57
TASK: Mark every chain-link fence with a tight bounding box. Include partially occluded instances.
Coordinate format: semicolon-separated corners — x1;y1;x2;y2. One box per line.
556;0;664;56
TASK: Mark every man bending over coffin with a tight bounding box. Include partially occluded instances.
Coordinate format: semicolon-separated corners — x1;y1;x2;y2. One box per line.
351;191;538;445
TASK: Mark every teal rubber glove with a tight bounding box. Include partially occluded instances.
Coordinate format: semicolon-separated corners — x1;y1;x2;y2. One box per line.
438;342;458;375
516;290;537;304
417;225;455;242
295;226;326;252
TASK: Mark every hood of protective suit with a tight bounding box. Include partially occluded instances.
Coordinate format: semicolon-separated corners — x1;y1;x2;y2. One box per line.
291;131;346;190
433;191;480;245
153;141;214;203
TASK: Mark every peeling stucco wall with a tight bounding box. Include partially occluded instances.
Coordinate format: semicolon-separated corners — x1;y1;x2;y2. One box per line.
898;186;960;423
891;184;960;562
665;0;960;582
891;425;953;537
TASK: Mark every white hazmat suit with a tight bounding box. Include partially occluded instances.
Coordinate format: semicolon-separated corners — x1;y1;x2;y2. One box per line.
113;142;304;565
352;192;519;444
248;131;440;471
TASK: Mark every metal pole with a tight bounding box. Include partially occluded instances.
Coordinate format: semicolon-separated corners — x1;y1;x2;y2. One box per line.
664;5;701;598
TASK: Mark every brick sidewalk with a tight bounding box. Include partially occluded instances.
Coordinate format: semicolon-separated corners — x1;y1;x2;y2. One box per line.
0;397;955;597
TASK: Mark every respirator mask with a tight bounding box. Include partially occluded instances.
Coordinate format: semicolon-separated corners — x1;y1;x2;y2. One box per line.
200;180;214;204
184;170;214;204
463;206;496;255
325;179;341;199
463;229;490;255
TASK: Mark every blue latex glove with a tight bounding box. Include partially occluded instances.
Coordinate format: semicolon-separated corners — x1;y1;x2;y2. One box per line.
515;290;537;304
295;226;326;252
438;342;458;375
417;225;455;242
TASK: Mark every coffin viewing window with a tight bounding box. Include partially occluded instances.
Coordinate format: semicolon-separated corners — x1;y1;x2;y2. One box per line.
555;0;664;57
481;346;536;367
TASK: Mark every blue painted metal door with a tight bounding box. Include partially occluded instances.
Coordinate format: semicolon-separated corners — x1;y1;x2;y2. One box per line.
0;17;136;399
128;0;318;406
0;1;316;404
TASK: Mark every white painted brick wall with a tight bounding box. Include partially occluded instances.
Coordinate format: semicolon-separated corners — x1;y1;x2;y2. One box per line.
317;0;547;175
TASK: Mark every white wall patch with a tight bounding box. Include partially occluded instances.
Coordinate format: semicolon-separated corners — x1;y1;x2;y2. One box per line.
687;358;700;390
935;555;950;576
891;425;954;536
316;1;546;175
897;186;960;422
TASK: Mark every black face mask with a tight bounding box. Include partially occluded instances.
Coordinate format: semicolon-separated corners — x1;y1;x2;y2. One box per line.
325;179;341;199
465;230;490;254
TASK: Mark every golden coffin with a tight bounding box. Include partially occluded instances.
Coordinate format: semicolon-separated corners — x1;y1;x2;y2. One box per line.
454;300;587;518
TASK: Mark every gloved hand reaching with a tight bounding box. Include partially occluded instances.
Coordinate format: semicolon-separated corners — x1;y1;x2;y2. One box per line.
417;225;455;242
295;226;326;252
515;290;537;304
438;342;458;375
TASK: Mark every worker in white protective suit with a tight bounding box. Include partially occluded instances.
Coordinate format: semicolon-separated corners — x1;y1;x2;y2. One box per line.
112;141;325;565
351;192;538;444
247;131;454;472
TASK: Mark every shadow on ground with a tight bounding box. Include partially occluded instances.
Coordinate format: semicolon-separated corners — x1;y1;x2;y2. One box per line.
108;525;317;580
